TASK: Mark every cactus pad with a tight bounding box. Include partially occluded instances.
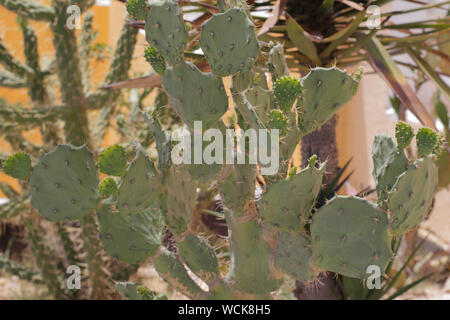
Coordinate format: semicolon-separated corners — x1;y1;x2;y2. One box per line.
386;156;438;236
274;76;301;112
244;86;275;124
199;7;259;77
258;161;325;231
117;150;161;217
30;145;100;222
145;0;188;65
2;153;32;180
98;145;127;177
162;166;197;235
162;61;228;129
395;121;414;149
416;127;438;157
219;164;256;214
298;67;357;134
372;135;408;203
97;203;163;264
268;43;289;80
231;69;255;92
274;231;317;282
227;218;282;294
153;248;204;298
178;234;220;284
311;196;392;279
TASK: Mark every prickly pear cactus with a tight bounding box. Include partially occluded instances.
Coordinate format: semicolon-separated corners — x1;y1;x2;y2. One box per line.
372;135;408;203
298;67;358;134
145;0;188;65
386;156;438;235
30;144;100;222
97;203;163;264
2;153;32;180
311;196;392;279
395;121;414;149
162;61;228;129
199;7;259;76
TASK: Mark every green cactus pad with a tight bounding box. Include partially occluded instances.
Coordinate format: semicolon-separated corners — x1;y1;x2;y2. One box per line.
298;67;358;135
30;145;100;222
162;61;228;129
97;203;163;264
178;234;220;284
219;164;256;215
117;150;161;217
372;135;408;203
144;46;166;75
395;121;414;149
2;153;32;180
153;247;204;298
199;7;259;77
207;282;237;300
98;145;127;177
244;86;275;124
98;177;118;197
231;69;255;92
386;156;438;236
311;196;392;279
126;0;148;20
268;109;288;136
274;76;301;112
268;43;289;80
162;166;197;235
257;161;325;231
227;218;282;294
145;0;188;65
274;231;317;282
416;127;438;157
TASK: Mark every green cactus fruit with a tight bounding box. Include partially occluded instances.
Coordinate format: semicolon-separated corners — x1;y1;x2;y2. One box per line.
244;85;275;124
162;61;228;129
274;231;317;282
386;156;438;236
199;7;259;77
274;76;301;112
162;166;197;235
311;196;392;279
126;0;148;20
231;69;255;92
395;121;414;149
145;0;188;65
372;135;408;203
227;217;282;295
30;144;100;222
178;234;220;284
268;109;288;136
298;67;358;135
219;164;256;215
144;46;166;75
117;150;161;217
2;153;32;180
97;202;163;264
153;247;204;299
98;177;118;197
98;145;127;177
257;160;325;230
268;43;289;81
416;127;438;157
